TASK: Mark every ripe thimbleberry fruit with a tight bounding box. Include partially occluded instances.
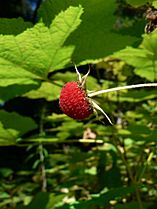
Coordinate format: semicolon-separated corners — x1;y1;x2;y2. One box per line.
59;65;112;124
59;81;93;120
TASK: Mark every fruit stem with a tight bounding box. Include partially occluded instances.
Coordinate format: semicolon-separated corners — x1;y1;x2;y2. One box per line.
88;83;157;97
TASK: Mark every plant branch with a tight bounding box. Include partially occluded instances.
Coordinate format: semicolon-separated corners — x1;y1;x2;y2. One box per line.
38;143;47;192
39;105;47;192
88;83;157;97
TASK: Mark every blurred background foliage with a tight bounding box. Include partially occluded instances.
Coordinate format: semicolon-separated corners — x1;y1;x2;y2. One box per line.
0;0;157;209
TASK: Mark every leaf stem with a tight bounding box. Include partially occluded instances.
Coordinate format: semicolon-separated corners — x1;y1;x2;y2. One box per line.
88;83;157;97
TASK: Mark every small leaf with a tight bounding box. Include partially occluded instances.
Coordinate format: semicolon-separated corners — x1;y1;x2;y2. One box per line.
153;1;157;9
0;122;18;146
0;168;13;178
32;159;41;169
126;0;148;7
0;110;37;136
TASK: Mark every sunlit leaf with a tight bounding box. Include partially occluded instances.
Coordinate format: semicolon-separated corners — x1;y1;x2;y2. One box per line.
38;0;144;64
0;6;83;86
24;82;62;101
113;29;157;81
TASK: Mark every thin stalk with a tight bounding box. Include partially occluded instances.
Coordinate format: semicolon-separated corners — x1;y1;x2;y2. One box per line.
38;105;47;192
136;151;154;183
152;60;157;82
112;137;144;209
88;83;157;97
38;143;47;192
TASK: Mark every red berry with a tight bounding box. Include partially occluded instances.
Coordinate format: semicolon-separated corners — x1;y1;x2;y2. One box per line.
59;82;93;120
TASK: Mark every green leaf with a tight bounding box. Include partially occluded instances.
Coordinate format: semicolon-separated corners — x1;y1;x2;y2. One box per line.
127;124;157;141
38;0;144;64
114;201;152;209
0;122;18;146
153;1;157;9
13;192;49;209
0;168;13;178
108;89;157;102
0;57;39;86
0;110;37;137
141;30;157;59
46;113;68;123
11;192;65;209
113;29;157;81
53;71;99;90
0;192;10;199
0;17;33;35
0;84;39;103
113;47;149;68
57;120;84;140
0;6;83;87
24;82;62;101
52;72;77;83
126;0;148;7
57;186;135;209
48;5;83;70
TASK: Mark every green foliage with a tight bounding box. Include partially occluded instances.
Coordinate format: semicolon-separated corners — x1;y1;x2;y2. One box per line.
0;84;39;103
153;0;157;8
24;82;62;101
0;110;37;145
0;17;33;35
0;6;83;87
113;28;157;81
56;187;136;209
126;0;148;7
38;0;144;64
0;0;157;209
13;192;65;209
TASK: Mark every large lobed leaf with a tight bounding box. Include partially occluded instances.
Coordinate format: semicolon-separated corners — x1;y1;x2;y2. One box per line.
0;6;83;87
